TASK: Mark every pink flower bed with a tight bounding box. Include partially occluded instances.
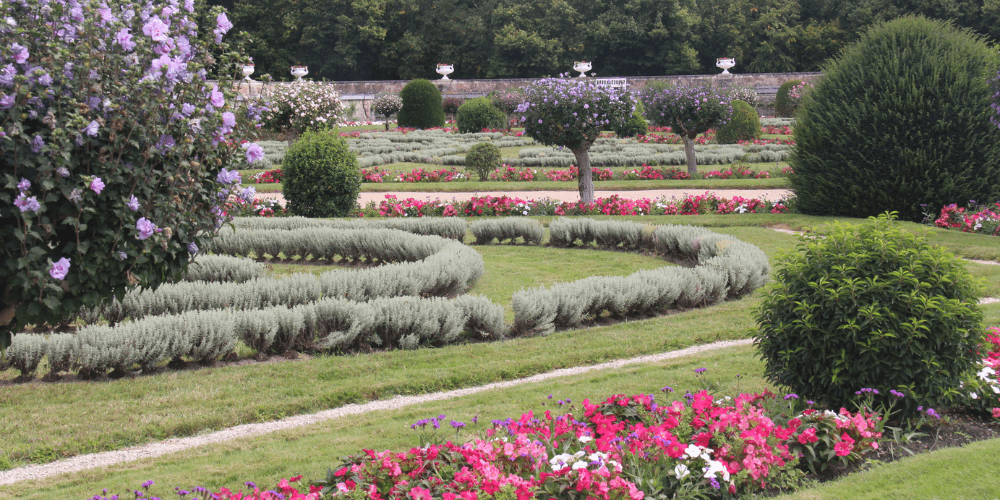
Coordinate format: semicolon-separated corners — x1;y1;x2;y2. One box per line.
930;202;1000;235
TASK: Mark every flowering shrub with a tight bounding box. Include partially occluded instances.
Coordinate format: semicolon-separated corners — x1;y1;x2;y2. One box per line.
762;126;794;135
786;81;814;110
395;167;466;183
516;76;633;202
930;201;1000;235
259;81;344;136
365;192;791;218
0;0;260;345
489;165;535;182
728;85;760;107
253;168;284;184
641;87;732;175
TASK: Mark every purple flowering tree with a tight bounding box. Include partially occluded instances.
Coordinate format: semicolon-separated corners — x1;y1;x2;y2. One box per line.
991;69;1000;130
517;77;633;203
0;0;263;347
641;86;733;175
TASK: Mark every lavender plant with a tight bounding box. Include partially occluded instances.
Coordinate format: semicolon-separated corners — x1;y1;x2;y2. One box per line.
641;86;733;175
516;76;633;203
0;0;263;347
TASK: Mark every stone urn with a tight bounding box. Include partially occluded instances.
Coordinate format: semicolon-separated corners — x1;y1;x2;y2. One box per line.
573;61;592;78
291;65;308;82
716;58;735;75
436;63;454;80
242;64;255;81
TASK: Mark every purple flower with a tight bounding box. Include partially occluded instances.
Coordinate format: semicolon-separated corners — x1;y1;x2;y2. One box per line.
661;386;673;393
37;73;52;86
222;111;236;127
14;194;40;212
142;17;169;42
17;177;30;192
10;43;28;64
118;251;128;261
694;367;707;374
136;217;157;240
187;242;199;254
49;257;71;280
208;85;225;107
216;13;233;33
216;168;240;184
184;0;195;13
90;177;105;194
784;394;798;400
245;143;264;164
0;93;15;109
890;390;905;399
181;102;196;116
0;64;15;87
450;420;465;429
127;194;140;211
156;134;176;151
69;188;82;203
142;480;154;489
83;120;100;137
57;167;70;177
239;186;256;203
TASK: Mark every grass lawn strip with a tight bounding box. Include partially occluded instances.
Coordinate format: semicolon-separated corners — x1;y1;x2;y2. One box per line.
0;339;751;487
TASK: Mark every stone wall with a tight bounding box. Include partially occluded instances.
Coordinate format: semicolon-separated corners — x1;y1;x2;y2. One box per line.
239;72;822;122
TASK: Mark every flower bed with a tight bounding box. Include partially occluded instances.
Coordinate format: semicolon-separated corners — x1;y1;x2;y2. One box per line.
929;201;1000;235
366;192;791;218
355;164;781;184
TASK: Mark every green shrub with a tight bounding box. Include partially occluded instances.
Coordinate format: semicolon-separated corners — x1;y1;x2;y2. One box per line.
465;142;503;181
614;99;649;138
442;97;465;116
774;79;801;118
754;213;984;417
456;98;508;133
790;16;1000;221
715;100;761;144
397;79;445;129
283;131;361;217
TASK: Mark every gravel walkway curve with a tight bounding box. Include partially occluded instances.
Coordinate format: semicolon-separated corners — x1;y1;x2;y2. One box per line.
0;339;753;486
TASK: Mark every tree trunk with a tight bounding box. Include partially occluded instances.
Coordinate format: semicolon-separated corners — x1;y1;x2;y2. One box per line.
683;135;698;176
571;146;595;204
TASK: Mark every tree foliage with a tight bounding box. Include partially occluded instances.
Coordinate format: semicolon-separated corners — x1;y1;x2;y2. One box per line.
1;0;260;347
641;87;732;174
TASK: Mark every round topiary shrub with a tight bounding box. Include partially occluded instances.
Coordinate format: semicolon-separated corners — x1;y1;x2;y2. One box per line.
397;79;445;129
466;143;502;181
790;16;1000;221
614;99;649;138
774;79;801;118
283;131;362;217
754;213;984;417
372;94;403;131
456;98;508;133
715;100;760;144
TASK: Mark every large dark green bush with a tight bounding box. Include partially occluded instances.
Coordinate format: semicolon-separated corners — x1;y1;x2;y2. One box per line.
614;99;649;138
465;143;503;181
715;100;761;144
397;79;445;129
754;213;983;417
774;79;801;118
790;16;1000;221
283;131;362;217
456;98;508;133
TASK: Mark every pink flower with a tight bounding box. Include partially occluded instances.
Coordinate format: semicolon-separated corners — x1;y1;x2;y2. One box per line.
216;13;233;33
142;17;170;42
90;177;105;194
49;257;71;280
834;433;855;457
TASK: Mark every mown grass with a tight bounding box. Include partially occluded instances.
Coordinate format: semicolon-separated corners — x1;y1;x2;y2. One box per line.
2;215;999;497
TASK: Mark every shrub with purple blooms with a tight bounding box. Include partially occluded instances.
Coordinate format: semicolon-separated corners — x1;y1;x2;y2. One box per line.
516;76;633;203
641;86;732;175
0;0;262;347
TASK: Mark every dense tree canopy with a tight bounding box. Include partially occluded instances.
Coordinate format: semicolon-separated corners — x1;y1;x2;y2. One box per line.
207;0;1000;81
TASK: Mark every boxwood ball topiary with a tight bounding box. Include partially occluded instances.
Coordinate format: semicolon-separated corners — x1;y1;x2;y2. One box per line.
715;100;760;144
456;98;507;133
754;213;984;418
397;79;445;129
282;131;362;217
773;79;801;118
791;16;1000;221
466;142;502;181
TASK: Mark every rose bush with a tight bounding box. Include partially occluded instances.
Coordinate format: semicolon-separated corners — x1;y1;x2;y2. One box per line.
259;80;344;137
0;0;261;346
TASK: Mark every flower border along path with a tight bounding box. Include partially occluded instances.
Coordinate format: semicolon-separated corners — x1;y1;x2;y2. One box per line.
0;340;752;486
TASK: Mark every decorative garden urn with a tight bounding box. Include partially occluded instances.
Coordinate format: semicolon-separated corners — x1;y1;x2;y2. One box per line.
573;61;592;78
716;58;736;75
291;65;308;82
242;64;255;81
436;63;454;80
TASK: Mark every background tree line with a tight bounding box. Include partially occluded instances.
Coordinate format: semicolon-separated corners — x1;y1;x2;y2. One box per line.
206;0;1000;81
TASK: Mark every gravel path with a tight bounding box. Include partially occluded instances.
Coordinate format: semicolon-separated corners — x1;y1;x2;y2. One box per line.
258;189;793;207
0;339;752;486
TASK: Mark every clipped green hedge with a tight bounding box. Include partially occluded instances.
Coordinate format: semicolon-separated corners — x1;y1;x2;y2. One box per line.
397;79;445;129
456;98;507;133
470;218;544;245
283;130;361;217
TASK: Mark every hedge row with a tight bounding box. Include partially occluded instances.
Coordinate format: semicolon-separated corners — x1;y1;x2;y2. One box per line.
470;218;544;245
442;145;789;168
511;220;769;334
181;255;268;283
88;239;484;322
231;216;467;240
3;295;504;379
206;227;457;262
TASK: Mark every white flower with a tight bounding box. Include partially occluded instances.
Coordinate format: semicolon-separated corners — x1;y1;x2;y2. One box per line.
703;460;730;482
578;436;593;443
572;461;589;470
674;464;690;479
683;444;702;459
971;392;978;399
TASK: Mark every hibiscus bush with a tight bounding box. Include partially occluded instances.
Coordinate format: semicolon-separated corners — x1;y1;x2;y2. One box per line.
0;0;262;346
259;81;344;137
641;87;732;175
516;76;633;203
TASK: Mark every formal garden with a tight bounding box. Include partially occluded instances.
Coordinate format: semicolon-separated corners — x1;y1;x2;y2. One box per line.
3;2;1000;499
